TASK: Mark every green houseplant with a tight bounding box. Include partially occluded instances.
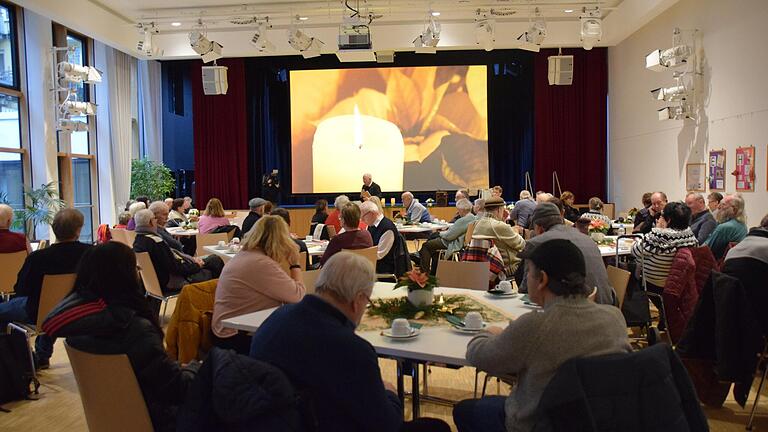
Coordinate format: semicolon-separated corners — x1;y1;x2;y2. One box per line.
1;182;65;240
130;158;175;201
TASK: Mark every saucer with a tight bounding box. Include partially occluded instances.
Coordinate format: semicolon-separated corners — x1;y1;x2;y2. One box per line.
486;289;519;298
450;323;487;334
381;328;420;339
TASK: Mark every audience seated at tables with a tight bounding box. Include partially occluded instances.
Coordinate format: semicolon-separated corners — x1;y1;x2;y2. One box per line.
149;201;185;252
686;192;717;244
721;213;768;335
132;209;223;294
535;193;553;204
0;208;92;369
491;185;503;198
42;242;198;432
631;192;653;232
472;196;526;277
453;239;631;432
705;194;748;260
167;198;188;227
473;198;486;219
361;172;382;201
450;189;470;222
580;197;612;226
241;197;268;237
164;197;174;209
418;198;475;274
325;194;351;236
320;203;373;266
402;191;432;223
540;197;574;228
212;215;305;355
114;211;131;230
707;191;723;220
633;191;666;234
250;252;448;432
126;201;147;231
560;191;581;223
0;203;30;253
360;200;407;275
312;199;329;225
197;198;231;234
520;203;616;305
509;190;535;229
269;207;309;256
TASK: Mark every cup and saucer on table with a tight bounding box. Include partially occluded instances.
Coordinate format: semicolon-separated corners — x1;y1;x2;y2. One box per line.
215;240;228;250
486;280;518;298
447;312;487;334
381;318;421;339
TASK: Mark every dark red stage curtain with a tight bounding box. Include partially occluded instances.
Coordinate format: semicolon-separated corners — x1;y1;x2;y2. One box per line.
533;48;607;202
191;58;249;209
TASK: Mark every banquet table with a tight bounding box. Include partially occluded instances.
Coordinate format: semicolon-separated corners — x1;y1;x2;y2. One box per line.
396;222;452;234
165;227;199;237
203;240;327;261
597;235;635;258
222;282;535;417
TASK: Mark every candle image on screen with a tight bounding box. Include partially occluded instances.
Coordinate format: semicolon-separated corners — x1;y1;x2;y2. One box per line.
312;105;404;193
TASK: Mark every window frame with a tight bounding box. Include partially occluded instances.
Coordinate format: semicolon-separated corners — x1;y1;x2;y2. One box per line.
0;0;21;91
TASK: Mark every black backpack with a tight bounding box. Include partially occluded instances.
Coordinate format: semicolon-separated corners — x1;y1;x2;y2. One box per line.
0;329;39;411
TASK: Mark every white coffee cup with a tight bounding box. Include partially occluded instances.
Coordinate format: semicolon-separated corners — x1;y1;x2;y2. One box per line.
496;280;513;293
228;245;237;253
305;235;313;242
464;312;484;330
231;237;240;244
217;240;227;249
391;318;412;336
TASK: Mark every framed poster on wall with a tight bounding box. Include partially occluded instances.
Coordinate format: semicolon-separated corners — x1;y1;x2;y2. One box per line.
708;149;726;191
686;163;706;192
734;146;755;192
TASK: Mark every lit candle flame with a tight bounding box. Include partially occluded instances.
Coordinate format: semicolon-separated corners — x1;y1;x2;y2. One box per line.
353;104;363;150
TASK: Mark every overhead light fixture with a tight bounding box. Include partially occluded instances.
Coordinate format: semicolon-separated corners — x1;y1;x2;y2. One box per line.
137;23;163;57
251;21;275;53
58;119;88;132
189;25;223;63
646;45;692;71
580;7;602;50
658;104;692;121
475;13;495;52
58;62;102;84
431;11;441;17
414;11;441;53
519;8;546;46
650;84;689;102
171;22;181;27
298;16;309;21
287;27;324;59
564;9;574;13
61;100;97;116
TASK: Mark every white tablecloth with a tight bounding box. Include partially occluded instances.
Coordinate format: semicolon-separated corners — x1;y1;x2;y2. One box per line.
396;223;451;234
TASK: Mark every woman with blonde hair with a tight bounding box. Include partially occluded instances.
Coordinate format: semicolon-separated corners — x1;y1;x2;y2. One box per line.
212;215;305;354
197;198;231;234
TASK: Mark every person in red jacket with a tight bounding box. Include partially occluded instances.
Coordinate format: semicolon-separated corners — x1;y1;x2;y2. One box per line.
0;203;30;253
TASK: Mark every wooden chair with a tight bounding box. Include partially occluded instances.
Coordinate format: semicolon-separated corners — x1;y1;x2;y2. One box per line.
279;251;308;275
135;252;179;321
195;233;229;257
0;250;27;301
436;260;490;290
65;342;154;432
302;269;321;294
342;246;378;269
606;265;631;309
438;220;477;262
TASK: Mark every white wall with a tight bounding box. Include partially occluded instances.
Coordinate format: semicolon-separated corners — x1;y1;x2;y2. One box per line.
608;0;768;225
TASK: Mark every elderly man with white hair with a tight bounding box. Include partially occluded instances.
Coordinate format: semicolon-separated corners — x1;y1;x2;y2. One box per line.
360;200;402;275
148;201;185;252
685;192;717;244
249;252;405;431
0;203;29;253
402;191;432;223
418;198;476;274
705;194;748;259
133;209;223;294
361;173;382;201
510;190;536;229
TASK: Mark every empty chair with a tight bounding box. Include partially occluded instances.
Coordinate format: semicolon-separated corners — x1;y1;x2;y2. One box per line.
606;265;631;309
65;342;154;432
436;260;490;290
342;246;378;269
135;252;179;321
195;232;229;257
0;250;27;300
302;269;321;294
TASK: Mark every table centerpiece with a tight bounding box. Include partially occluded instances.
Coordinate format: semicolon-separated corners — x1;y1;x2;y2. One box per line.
395;269;437;307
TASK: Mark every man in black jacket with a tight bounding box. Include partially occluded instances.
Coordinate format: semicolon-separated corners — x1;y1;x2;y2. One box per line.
0;208;92;368
361;173;382;200
132;209;222;294
241;197;268;237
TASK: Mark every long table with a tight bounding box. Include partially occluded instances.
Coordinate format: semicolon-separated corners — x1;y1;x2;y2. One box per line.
222;282;535;416
203;241;327;262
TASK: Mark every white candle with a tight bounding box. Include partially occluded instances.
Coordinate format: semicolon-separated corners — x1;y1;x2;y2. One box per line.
312;105;404;193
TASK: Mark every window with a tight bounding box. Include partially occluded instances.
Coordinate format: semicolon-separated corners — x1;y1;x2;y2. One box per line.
72;157;93;243
0;3;18;89
66;34;88;154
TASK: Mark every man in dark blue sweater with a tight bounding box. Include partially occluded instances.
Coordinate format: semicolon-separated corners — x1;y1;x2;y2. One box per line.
250;252;403;432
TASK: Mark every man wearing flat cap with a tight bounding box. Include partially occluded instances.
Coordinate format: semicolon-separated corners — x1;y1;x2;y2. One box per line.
472;196;525;276
453;238;631;432
519;202;616;305
242;197;268;237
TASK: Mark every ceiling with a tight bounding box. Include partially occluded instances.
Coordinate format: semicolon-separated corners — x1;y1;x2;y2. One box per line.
17;0;680;59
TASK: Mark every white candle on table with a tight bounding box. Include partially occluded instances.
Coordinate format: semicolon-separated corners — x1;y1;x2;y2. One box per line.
312;105;404;193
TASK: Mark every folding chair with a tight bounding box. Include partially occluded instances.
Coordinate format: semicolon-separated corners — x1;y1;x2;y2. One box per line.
65;342;154;432
135;252;179;322
606;265;631;309
195;233;229;257
435;260;490;291
0;250;27;301
343;246;378;269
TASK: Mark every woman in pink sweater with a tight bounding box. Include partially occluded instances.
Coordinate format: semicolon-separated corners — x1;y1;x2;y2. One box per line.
197;198;231;234
211;215;306;354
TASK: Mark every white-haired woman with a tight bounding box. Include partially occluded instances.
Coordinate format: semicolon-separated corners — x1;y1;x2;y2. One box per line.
211;215;305;354
126;201;147;231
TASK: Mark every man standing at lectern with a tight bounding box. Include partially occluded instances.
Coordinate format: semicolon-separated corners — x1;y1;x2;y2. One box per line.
361;173;382;200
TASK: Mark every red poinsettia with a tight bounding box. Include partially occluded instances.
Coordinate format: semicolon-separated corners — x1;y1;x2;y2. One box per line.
395;269;438;292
